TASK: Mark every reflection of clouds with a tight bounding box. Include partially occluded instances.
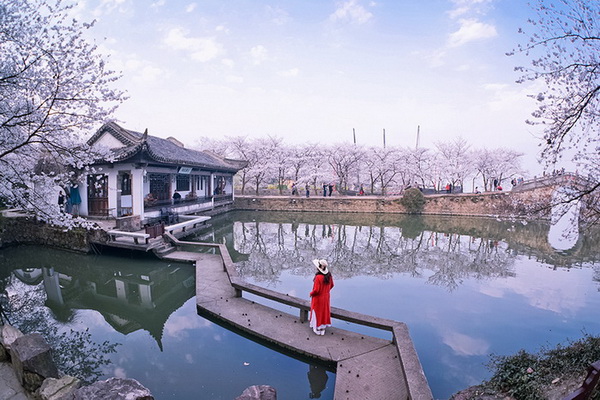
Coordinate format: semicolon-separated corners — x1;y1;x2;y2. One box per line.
478;286;504;299
478;259;588;316
185;353;194;364
74;309;114;331
164;315;210;339
213;334;222;342
442;330;489;356
113;367;127;378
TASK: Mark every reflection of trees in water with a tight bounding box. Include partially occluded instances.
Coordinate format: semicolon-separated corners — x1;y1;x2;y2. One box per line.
231;221;517;291
0;276;118;384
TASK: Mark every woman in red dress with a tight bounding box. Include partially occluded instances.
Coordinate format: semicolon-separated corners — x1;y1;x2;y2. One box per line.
309;259;334;335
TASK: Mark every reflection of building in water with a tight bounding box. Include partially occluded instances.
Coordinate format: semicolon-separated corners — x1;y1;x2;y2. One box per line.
12;264;195;351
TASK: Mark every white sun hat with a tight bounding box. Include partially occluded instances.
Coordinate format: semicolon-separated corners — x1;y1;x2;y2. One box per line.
312;259;329;275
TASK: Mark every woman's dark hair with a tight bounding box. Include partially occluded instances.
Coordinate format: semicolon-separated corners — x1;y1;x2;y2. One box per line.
316;271;332;284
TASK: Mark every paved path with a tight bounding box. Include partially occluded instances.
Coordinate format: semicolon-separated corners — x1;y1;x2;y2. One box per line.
163;250;411;400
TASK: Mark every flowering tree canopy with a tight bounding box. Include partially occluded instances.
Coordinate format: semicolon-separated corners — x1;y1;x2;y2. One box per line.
511;0;600;223
0;0;125;225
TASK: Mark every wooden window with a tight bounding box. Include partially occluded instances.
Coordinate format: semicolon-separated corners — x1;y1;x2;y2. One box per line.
176;174;190;191
149;173;170;201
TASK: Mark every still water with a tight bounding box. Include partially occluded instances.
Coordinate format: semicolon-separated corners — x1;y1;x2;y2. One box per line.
0;211;599;399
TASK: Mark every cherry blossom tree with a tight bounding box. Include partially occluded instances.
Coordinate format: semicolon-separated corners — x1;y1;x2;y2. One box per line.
0;0;125;225
511;0;599;221
406;147;434;190
228;136;258;195
327;143;364;191
472;149;524;191
435;137;474;192
301;145;331;194
366;146;405;195
263;136;289;195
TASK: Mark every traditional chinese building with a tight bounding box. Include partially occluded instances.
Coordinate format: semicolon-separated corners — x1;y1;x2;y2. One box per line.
79;122;246;222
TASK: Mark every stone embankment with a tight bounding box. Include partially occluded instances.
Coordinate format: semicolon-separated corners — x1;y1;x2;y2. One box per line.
234;189;554;220
0;324;154;400
0;211;107;252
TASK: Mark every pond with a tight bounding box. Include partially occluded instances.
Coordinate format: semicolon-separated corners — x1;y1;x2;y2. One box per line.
0;210;599;399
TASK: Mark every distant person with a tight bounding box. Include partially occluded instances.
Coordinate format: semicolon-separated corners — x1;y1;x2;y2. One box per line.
58;191;65;212
173;191;182;204
306;184;310;198
322;183;327;197
475;187;481;194
359;185;364;196
69;185;81;216
309;259;334;336
328;183;333;197
291;182;298;196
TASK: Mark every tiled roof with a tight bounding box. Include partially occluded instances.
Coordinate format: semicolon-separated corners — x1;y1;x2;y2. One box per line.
88;122;247;172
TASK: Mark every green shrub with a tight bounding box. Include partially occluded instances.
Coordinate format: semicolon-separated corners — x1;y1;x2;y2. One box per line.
400;188;425;214
486;334;600;399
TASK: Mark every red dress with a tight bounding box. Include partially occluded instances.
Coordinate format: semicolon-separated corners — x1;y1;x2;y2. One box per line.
309;273;334;330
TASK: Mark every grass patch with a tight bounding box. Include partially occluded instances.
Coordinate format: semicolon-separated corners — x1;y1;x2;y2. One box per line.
484;333;600;399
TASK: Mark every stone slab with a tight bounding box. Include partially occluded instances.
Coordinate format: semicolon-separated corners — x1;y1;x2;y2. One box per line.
0;361;33;400
334;345;408;400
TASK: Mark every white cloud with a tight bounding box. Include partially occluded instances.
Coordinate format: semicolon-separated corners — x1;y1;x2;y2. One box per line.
113;367;127;378
133;65;164;83
442;331;490;356
449;0;493;19
163;28;224;62
329;0;373;25
266;5;290;26
164;315;210;339
278;68;299;77
185;3;197;13
151;0;165;9
94;0;130;17
448;18;497;47
250;45;268;65
221;58;235;68
106;52;165;83
226;75;244;83
216;25;230;34
478;260;589;316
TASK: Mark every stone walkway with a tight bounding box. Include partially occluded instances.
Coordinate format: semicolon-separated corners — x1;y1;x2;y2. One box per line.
162;250;419;400
0;361;34;400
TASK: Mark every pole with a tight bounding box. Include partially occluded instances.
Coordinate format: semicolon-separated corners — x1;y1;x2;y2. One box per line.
383;128;386;148
353;128;356;145
416;125;420;149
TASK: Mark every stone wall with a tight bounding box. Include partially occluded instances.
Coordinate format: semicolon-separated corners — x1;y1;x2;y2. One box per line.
235;189;554;220
0;214;107;252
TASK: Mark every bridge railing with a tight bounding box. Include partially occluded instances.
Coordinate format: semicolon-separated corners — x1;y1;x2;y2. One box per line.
166;234;433;400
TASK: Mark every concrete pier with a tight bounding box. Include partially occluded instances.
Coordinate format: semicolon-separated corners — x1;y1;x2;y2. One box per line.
161;239;433;400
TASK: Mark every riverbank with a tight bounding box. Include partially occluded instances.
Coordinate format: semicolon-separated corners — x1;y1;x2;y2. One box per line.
234;189;553;220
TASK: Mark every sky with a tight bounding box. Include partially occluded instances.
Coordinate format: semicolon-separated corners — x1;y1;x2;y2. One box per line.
71;0;554;176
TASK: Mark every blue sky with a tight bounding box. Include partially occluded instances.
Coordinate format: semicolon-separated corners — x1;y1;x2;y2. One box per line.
73;0;552;175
